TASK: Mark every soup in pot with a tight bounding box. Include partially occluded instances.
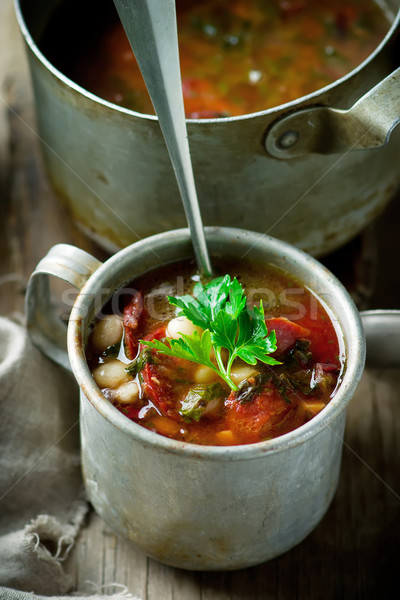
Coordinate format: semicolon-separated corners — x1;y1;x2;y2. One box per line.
39;0;392;117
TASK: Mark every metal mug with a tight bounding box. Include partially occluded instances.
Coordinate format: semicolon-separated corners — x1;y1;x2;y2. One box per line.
25;227;365;570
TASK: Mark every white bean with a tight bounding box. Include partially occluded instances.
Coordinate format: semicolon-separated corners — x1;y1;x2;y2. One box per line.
202;397;223;419
230;364;258;385
166;316;203;340
194;365;218;384
91;315;123;353
115;381;140;405
92;359;129;389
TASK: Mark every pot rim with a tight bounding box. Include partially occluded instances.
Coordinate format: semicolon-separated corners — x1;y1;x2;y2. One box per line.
67;227;366;461
14;0;400;124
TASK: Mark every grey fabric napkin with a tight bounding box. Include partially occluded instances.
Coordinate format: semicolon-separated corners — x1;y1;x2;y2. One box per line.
0;316;142;600
0;316;86;595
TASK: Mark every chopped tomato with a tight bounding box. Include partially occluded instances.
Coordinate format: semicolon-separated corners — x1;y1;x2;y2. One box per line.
142;326;194;420
142;325;166;344
265;317;310;354
142;360;180;419
224;382;293;443
123;291;144;359
181;78;237;118
120;403;142;421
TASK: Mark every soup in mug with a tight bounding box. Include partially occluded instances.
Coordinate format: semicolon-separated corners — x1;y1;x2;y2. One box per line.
86;258;345;446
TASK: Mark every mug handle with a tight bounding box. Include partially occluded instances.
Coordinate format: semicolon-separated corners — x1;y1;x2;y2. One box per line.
25;244;103;371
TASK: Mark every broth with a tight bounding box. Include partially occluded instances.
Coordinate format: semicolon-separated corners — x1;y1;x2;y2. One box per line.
39;0;391;117
86;257;345;446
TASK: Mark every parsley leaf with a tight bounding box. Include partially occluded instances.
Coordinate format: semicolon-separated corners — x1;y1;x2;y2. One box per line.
167;295;210;330
141;275;281;390
125;348;153;376
179;382;226;422
144;329;212;365
142;330;234;387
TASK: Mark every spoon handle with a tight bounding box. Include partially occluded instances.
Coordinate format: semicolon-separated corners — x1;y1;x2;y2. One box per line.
113;0;213;276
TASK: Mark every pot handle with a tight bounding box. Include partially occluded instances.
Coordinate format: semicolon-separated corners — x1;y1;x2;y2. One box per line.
25;244;103;371
265;66;400;159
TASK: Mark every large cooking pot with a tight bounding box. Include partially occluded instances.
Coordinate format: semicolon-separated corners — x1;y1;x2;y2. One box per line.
15;0;400;256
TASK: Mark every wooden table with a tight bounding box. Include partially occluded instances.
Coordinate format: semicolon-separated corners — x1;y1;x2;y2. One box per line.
1;1;400;597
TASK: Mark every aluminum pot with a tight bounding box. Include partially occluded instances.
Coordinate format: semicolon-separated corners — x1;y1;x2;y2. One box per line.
14;0;400;257
25;227;365;570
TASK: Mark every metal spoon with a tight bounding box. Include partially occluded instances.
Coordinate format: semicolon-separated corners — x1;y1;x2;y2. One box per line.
113;0;213;276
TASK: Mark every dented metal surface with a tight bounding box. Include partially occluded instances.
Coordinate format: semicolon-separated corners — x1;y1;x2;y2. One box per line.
14;0;400;257
80;396;346;569
25;228;366;569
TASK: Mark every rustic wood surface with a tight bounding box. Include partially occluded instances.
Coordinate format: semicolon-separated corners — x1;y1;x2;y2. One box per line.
1;1;400;598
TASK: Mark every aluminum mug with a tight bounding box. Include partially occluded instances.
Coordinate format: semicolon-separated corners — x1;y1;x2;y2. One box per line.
25;227;365;570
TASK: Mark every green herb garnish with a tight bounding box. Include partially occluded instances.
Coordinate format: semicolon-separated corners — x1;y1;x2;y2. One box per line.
103;342;120;358
279;371;317;397
125;348;153;376
141;275;280;391
286;339;312;367
235;373;270;404
180;382;226;422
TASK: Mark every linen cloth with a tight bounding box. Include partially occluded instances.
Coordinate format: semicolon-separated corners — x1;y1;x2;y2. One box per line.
0;317;139;599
